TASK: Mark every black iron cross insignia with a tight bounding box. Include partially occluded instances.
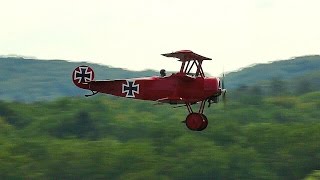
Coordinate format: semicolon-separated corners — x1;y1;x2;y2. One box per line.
74;66;93;83
122;80;139;98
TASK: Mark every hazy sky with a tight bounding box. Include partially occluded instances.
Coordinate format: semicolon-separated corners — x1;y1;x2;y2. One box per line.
1;0;320;75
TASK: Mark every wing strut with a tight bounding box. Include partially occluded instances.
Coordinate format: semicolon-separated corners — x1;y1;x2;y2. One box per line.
180;60;205;77
180;61;186;73
162;50;211;78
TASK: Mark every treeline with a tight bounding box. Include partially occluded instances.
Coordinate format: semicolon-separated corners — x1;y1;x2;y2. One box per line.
231;73;320;100
0;91;320;179
225;55;320;89
0;57;158;102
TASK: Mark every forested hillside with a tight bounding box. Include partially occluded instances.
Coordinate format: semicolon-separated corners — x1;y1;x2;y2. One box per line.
0;91;319;179
1;55;320;179
225;55;320;91
0;57;158;102
1;55;320;102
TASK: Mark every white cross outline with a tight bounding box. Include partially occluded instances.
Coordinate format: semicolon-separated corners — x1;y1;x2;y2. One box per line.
122;80;139;98
74;66;93;84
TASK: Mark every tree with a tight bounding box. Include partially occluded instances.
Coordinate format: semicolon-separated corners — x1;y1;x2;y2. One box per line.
295;79;313;95
269;77;287;96
304;170;320;180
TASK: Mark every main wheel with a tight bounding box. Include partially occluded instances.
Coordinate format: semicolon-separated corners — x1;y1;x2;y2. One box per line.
198;114;208;131
185;113;205;131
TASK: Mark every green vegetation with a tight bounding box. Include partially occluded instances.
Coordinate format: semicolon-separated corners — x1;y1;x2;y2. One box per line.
0;57;158;102
1;55;320;102
0;91;319;179
225;55;320;91
1;55;319;179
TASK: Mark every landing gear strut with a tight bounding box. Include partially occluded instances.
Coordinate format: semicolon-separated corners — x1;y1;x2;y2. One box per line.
185;101;208;131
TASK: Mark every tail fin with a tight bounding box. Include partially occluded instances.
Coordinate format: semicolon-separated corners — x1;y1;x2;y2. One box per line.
72;65;95;89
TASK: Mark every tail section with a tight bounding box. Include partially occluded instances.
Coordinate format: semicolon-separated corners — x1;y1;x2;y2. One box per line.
72;65;95;89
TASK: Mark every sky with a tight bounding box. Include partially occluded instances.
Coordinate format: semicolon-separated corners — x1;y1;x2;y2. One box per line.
1;0;320;76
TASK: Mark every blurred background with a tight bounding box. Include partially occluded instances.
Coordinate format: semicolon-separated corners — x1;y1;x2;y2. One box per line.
0;56;319;179
1;0;320;179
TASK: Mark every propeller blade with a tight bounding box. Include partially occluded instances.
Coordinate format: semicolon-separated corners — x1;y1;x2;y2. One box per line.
222;89;227;108
221;71;227;109
221;72;225;89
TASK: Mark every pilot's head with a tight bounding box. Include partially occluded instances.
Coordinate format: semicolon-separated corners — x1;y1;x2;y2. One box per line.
160;69;166;77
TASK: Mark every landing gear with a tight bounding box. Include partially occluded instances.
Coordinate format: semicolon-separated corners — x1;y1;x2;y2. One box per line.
185;113;208;131
184;101;209;131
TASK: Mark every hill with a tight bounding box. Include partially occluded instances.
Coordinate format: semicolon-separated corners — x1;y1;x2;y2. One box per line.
1;55;320;102
225;55;320;91
0;57;158;102
1;55;320;179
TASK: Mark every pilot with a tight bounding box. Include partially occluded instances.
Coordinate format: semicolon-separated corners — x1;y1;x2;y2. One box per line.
160;69;166;77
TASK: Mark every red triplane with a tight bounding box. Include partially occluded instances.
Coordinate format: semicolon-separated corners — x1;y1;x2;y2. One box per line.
72;50;226;131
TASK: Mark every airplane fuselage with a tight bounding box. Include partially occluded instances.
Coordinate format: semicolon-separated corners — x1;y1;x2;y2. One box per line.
77;72;220;104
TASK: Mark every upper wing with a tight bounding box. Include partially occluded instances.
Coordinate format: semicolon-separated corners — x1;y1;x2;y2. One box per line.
162;50;212;62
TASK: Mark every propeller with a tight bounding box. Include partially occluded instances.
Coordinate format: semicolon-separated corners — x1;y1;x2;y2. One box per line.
207;72;227;108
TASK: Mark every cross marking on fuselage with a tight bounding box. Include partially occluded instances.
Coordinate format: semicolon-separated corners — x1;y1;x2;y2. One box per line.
122;80;139;98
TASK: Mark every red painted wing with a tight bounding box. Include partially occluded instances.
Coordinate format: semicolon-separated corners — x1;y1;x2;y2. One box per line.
162;50;212;62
